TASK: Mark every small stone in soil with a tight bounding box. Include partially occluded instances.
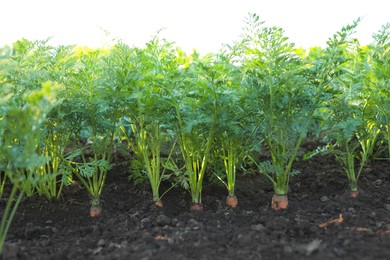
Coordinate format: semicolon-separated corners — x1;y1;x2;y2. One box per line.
92;247;103;255
348;207;356;215
141;217;151;224
171;218;179;227
97;239;106;247
237;232;254;245
155;215;171;227
374;179;383;186
107;242;120;251
384;204;390;211
320;196;328;202
187;219;201;230
251;224;266;232
302;239;322;256
40;239;51;247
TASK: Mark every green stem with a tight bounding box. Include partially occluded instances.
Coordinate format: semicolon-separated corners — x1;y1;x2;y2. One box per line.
0;174;6;200
130;120;164;202
386;117;390;160
224;140;237;196
349;180;358;192
0;184;24;255
278;134;304;195
345;142;357;191
195;128;215;203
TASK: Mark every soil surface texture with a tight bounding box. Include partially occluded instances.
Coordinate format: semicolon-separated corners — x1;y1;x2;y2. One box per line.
2;155;390;260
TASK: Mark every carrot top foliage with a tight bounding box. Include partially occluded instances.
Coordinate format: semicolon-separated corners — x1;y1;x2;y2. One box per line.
0;12;388;232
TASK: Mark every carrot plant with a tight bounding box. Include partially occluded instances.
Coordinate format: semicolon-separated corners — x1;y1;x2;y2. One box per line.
217;134;246;208
165;52;225;211
324;99;379;197
34;46;78;200
237;14;362;210
34;125;73;200
369;23;390;159
210;51;248;208
321;20;382;197
2;41;77;200
238;14;313;210
0;82;58;255
101;39;174;207
61;48;124;217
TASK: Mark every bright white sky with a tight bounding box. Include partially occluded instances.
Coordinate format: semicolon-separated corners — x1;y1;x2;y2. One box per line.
1;0;389;53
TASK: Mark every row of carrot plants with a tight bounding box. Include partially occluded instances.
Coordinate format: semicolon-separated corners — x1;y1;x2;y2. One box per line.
0;14;389;254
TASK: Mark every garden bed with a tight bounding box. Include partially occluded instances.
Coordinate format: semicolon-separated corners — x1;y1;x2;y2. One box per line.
2;155;390;260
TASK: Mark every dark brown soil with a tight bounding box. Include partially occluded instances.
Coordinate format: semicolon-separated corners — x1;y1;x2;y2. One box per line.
2;155;390;260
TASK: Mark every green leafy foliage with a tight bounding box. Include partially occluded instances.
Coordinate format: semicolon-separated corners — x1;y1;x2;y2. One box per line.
207;49;250;197
60;47;124;207
116;36;179;204
173;51;245;204
368;23;390;159
0;81;59;255
2;40;78;200
0;14;388;220
238;14;313;195
321;19;383;193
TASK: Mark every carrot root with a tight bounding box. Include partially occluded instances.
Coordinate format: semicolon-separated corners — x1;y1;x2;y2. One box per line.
226;195;238;208
190;203;203;212
90;205;102;217
350;190;359;198
154;200;164;208
271;194;288;211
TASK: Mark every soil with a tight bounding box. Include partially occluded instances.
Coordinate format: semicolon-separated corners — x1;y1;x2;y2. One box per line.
2;154;390;260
